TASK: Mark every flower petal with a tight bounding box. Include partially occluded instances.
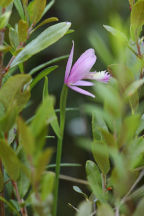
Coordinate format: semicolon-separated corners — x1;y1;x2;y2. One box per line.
64;41;74;83
68;48;96;83
68;85;95;98
72;80;93;86
85;71;110;83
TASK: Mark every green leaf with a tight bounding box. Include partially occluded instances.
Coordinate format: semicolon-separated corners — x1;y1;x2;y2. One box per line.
92;140;110;175
47;163;81;169
119;114;140;145
100;129;117;147
130;0;144;40
43;0;55;16
10;22;71;68
0;105;17;133
0;0;13;7
125;79;144;97
22;0;28;6
17;172;30;198
34;148;53;186
0;11;11;29
89;30;113;65
17;117;35;156
76;200;92;216
18;19;28;42
43;76;48;100
28;0;46;25
133;198;144;216
41;171;55;200
92;113;110;174
29;55;68;75
95;83;123;118
97;203;114;216
0;196;20;215
0;45;11;52
9;27;19;48
14;0;25;19
31;96;60;142
103;25;128;43
0;139;21;180
73;186;88;199
30;65;58;89
86;160;105;202
33;17;58;32
0;74;31;112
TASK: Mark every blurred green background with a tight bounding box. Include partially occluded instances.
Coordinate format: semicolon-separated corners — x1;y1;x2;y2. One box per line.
11;0;130;215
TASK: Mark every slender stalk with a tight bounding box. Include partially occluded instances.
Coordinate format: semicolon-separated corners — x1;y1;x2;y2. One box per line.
53;85;68;216
135;40;144;79
59;174;88;185
101;173;107;192
12;181;28;216
120;169;144;205
114;169;144;215
115;206;120;216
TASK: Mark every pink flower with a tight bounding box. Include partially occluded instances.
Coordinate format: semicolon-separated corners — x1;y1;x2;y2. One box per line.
64;41;110;98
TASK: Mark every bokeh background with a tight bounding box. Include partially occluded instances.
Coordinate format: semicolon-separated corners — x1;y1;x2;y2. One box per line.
11;0;130;215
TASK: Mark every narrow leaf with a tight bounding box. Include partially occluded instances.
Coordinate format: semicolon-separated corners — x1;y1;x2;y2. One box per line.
17;117;34;156
0;139;21;180
28;0;46;25
11;22;71;68
130;0;144;40
18;19;28;42
30;65;58;89
33;17;58;32
29;55;68;75
97;203;114;216
86;160;105;202
125;79;144;97
0;12;11;30
0;74;31;112
43;76;48;100
76;201;92;216
43;0;55;16
14;0;25;19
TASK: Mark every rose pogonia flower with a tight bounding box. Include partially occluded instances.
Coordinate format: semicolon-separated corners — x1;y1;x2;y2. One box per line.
64;41;110;98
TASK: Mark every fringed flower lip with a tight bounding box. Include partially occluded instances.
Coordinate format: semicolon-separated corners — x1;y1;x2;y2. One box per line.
64;41;110;98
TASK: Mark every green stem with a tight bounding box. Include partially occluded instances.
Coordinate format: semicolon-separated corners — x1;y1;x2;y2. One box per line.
53;84;68;216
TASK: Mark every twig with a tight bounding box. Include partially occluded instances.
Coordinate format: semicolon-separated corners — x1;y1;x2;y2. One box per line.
120;170;144;205
59;174;88;185
12;181;28;216
115;206;120;216
114;170;144;215
4;25;33;74
136;40;144;79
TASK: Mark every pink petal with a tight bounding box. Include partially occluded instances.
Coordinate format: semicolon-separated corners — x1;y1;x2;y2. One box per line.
68;48;96;83
72;80;93;86
64;41;74;83
68;85;95;98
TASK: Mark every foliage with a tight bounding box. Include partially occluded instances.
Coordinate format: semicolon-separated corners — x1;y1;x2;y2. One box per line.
0;0;144;216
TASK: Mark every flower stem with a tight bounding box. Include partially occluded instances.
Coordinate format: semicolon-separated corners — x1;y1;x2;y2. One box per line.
53;84;68;216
